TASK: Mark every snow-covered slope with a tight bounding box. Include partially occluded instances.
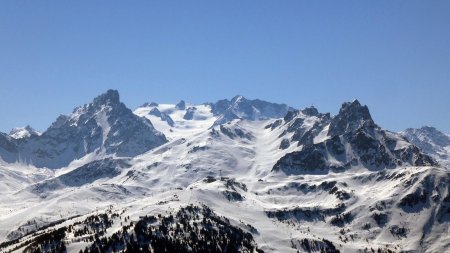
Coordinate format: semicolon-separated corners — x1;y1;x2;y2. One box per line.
273;100;436;174
134;101;217;141
133;95;292;141
0;90;167;169
0;93;448;253
209;95;294;125
402;126;450;168
0;133;17;164
9;126;41;140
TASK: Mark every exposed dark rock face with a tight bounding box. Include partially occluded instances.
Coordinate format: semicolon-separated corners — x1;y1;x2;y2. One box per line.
273;100;437;174
0;90;167;169
183;107;197;120
283;110;300;122
402;126;450;167
148;107;163;117
220;125;254;140
279;138;290;149
273;135;348;174
141;102;159;107
175;100;186;110
292;122;327;146
0;133;16;152
398;186;429;211
149;107;175;126
273;146;328;174
209;95;293;125
208;99;230;115
328;100;374;137
404;126;450;151
300;106;320;117
29;158;129;193
265;119;282;130
275;107;331;148
223;190;244;201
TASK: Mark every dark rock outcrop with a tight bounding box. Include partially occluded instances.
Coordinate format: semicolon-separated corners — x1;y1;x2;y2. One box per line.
209;95;293;125
273;100;437;174
0;90;167;168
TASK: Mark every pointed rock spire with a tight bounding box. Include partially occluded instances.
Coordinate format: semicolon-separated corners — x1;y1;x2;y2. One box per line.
93;89;120;107
176;100;186;110
328;100;374;137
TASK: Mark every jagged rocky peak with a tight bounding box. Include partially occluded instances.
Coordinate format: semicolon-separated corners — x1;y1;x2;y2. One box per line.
64;90;122;125
64;89;167;155
283;105;329;123
141;101;159;107
273;100;438;175
148;107;162;117
92;89;120;107
176;100;186;110
0;132;17;153
338;99;372;122
274;105;331;149
49;114;69;129
209;99;230;115
211;95;293;125
183;107;197;120
404;126;450;147
231;95;245;103
274;130;437;175
0;90;167;169
9;125;41;139
149;107;174;127
402;126;450;166
229;95;257;118
300;106;320;117
283;110;299;122
58;89;126;129
328;99;375;137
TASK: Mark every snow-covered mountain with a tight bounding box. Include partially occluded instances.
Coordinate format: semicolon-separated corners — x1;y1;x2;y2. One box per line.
273;100;436;174
402;126;450;168
0;90;167;168
9;126;41;140
0;92;448;253
208;95;294;125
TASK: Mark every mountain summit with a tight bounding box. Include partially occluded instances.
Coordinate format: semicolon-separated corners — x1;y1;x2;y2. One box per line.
9;125;41;139
273;100;436;174
210;95;294;125
328;99;374;136
92;89;121;106
402;126;450;167
0;90;167;168
0;93;448;253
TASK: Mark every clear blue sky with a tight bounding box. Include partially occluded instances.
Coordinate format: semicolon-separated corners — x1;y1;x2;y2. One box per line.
0;1;449;133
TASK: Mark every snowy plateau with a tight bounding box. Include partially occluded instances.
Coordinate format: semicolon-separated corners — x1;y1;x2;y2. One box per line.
0;90;448;253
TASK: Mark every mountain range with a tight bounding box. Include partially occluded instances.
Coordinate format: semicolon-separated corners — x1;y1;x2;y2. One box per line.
402;126;450;168
0;90;448;253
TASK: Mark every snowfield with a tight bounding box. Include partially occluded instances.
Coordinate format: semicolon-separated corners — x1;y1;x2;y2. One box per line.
0;91;448;253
